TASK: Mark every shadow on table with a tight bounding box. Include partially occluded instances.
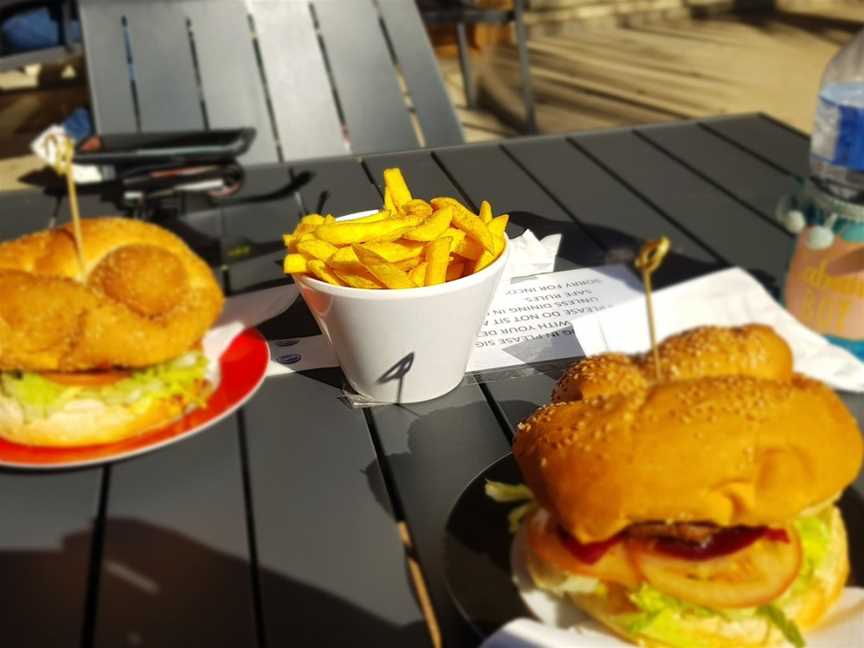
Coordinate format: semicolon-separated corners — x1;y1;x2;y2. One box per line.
0;518;429;648
508;211;783;296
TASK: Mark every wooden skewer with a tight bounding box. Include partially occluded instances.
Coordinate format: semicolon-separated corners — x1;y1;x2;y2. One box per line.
634;237;670;381
49;134;86;279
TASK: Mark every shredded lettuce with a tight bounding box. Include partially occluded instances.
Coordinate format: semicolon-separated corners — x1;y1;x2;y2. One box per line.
485;480;533;503
759;604;805;648
485;480;535;534
1;352;209;421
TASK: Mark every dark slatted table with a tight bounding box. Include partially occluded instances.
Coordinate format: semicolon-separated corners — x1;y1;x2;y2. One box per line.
2;114;862;648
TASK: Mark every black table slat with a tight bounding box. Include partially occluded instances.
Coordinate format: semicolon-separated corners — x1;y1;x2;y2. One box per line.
0;470;101;647
242;371;431;647
292;157;383;218
93;421;258;647
638;122;800;222
503;136;723;288
575;130;796;289
703;114;810;179
369;385;512;647
433;143;606;267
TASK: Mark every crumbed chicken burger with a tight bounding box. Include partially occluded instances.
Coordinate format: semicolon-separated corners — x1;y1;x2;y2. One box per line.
0;218;224;447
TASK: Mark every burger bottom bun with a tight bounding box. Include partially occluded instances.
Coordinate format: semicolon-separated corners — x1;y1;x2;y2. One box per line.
0;380;212;447
520;507;849;648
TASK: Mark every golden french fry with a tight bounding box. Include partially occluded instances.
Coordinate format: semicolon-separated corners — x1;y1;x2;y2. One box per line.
315;217;420;245
384;168;412;208
359;239;425;262
353;244;415;289
384;187;399;216
402;206;453;242
473;214;509;273
410;262;428;286
349;210;390;224
424;237;451;286
332;267;383;289
308;259;343;285
297;238;339;261
432;198;494;253
479;201;493;224
283;233;296;250
283;253;309;274
395;257;422;271
403;199;433;217
323;214;336;224
453;234;484;261
301;214;326;226
443;227;466;250
446;259;466;281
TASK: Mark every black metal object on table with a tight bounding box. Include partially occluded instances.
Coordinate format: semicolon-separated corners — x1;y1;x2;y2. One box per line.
0;114;859;648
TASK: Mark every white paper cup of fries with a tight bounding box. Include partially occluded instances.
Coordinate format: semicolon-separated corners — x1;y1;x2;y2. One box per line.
286;169;512;402
295;230;509;403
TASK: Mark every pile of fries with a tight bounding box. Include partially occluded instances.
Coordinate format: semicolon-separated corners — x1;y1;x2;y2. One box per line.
283;168;508;289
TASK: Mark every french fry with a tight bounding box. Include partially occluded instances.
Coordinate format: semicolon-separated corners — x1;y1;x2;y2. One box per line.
332;267;383;289
315;217;421;246
308;259;343;285
359;239;425;262
424;237;451;286
474;214;509;272
403;199;433;217
384;168;412;208
353;244;415;289
384;187;399;216
432;197;494;253
395;257;422;271
297;238;339;261
402;206;453;242
323;214;336;224
283;253;309;274
453;234;484;261
446;259;466;281
410;262;428;286
300;214;326;227
443;227;466;251
349;209;390;224
479;201;493;224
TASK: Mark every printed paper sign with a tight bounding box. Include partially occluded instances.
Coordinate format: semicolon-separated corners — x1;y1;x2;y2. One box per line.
467;265;643;372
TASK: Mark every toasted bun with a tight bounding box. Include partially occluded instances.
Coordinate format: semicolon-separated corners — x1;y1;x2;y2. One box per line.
0;379;212;447
0;218;223;371
522;506;850;648
514;374;863;543
552;325;793;402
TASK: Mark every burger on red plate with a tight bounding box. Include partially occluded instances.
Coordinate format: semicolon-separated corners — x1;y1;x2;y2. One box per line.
0;218;224;447
495;325;863;647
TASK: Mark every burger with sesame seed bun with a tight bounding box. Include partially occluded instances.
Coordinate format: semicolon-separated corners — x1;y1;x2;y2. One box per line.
495;325;863;648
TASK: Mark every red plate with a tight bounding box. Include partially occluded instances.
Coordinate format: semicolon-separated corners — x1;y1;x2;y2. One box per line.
0;328;270;470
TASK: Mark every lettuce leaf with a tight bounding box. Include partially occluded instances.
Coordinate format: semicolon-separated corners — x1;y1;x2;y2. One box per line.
759;604;805;648
484;480;533;502
1;352;209;421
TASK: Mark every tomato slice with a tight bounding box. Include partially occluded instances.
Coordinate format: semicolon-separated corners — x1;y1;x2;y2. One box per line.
525;509;641;588
39;369;132;387
628;528;802;609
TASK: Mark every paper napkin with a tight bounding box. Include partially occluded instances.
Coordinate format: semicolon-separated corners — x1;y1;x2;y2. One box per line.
570;267;864;393
480;587;864;647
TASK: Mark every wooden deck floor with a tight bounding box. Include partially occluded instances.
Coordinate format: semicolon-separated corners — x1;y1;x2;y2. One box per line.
1;5;862;191
464;4;863;136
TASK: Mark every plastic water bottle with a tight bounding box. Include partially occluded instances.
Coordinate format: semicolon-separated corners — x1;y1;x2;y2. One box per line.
811;29;864;202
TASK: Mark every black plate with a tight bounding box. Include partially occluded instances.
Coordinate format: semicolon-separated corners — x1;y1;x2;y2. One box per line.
443;453;864;640
443;453;529;639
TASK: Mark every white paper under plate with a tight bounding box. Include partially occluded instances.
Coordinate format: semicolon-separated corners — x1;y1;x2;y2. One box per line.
487;531;864;648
